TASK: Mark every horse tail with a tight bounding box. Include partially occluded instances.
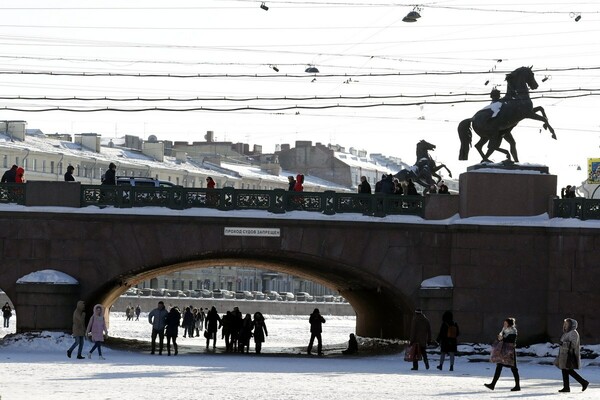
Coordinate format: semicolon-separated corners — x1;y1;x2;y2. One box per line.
458;118;473;160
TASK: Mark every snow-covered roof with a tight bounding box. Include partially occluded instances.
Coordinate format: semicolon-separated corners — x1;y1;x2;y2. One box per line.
16;269;79;285
334;152;393;173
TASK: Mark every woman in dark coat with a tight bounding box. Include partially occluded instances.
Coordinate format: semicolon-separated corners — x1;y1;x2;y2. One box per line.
252;312;268;354
204;306;222;349
437;310;459;371
485;317;520;391
165;307;181;356
239;314;253;353
557;318;589;392
342;333;358;355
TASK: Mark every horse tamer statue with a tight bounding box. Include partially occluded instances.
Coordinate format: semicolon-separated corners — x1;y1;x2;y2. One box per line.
458;66;556;163
394;139;452;194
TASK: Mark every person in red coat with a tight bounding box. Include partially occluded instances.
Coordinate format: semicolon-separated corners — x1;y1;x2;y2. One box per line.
294;174;304;192
15;167;25;183
206;177;216;189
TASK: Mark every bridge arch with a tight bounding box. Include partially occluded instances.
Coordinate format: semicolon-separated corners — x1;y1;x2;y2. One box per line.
95;252;415;339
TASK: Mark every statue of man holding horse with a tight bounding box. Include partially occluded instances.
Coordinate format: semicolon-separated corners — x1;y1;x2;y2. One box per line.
458;66;556;163
394;139;452;195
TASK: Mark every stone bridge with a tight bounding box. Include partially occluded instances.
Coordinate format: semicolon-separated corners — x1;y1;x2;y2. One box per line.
1;170;600;344
1;206;599;344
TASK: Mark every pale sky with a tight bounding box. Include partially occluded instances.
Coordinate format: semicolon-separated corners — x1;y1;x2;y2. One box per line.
1;0;599;188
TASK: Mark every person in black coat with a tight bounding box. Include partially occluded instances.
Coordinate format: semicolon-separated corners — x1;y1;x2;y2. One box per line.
64;165;75;182
342;333;358;355
165;307;181;356
307;308;326;355
358;176;371;194
437;310;459;371
181;307;194;338
406;178;419;196
204;306;222;349
102;162;116;185
288;176;296;191
1;165;17;183
381;174;395;194
238;313;253;353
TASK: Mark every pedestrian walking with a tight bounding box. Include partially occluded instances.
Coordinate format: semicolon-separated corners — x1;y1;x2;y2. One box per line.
2;302;12;328
148;301;168;355
409;309;432;370
165;306;181;356
64;165;75;182
556;318;589;392
252;312;268;354
204;306;222;349
485;317;520;391
437;311;459;371
135;305;141;321
182;306;194;338
86;304;108;360
239;313;253;353
101;162;116;185
67;300;86;359
307;308;326;355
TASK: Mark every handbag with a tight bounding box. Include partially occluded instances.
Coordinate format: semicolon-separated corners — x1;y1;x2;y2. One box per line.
204;330;210;339
404;343;422;362
490;340;515;366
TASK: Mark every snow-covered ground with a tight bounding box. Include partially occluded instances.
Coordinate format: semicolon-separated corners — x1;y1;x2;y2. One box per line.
1;313;598;399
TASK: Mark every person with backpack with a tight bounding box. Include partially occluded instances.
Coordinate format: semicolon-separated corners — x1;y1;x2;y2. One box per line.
436;310;459;371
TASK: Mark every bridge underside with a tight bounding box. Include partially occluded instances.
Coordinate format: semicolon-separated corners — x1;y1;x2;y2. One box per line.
94;256;414;339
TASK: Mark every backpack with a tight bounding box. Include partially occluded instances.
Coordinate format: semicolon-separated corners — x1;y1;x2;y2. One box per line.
447;324;458;339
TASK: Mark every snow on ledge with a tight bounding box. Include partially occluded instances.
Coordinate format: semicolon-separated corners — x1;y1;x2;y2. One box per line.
470;168;544;175
16;269;79;285
421;275;453;288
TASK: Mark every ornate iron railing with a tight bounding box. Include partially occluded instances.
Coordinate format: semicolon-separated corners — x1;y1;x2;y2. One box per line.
0;183;26;205
79;185;425;217
553;198;600;220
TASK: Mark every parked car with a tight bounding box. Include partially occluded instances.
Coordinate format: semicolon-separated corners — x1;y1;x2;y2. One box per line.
265;290;282;301
123;288;139;296
212;289;225;299
295;292;314;302
223;290;235;299
165;290;187;298
196;289;213;298
116;176;175;187
251;291;266;300
322;295;335;302
235;291;254;300
280;292;295;301
138;288;152;296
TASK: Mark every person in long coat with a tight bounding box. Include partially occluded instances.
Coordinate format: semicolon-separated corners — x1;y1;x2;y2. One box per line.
239;313;254;353
307;308;326;355
165;307;181;356
204;306;222;349
485;317;520;391
2;302;12;328
86;304;108;360
557;318;589;392
436;310;459;371
182;307;194;338
102;162;116;185
409;309;432;370
67;300;86;359
148;301;168;355
294;174;304;192
252;312;268;354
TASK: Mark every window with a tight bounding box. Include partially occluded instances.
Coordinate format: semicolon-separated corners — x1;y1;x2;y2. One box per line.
50;161;55;174
58;162;62;175
42;160;46;173
15;157;19;166
32;159;37;171
23;159;27;170
2;155;6;168
176;177;180;185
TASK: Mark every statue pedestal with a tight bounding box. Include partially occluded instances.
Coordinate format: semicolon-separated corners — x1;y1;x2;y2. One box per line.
459;166;557;218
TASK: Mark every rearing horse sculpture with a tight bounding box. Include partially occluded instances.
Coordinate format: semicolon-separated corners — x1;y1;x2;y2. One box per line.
458;66;556;163
394;139;452;194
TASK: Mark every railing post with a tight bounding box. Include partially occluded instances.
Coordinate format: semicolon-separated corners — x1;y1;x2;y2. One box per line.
270;189;286;214
323;191;336;215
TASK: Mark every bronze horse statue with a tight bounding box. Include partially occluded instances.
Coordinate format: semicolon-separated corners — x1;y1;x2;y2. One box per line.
458;66;556;163
394;139;452;194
